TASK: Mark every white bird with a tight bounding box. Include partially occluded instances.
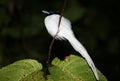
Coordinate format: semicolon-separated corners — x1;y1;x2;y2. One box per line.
42;10;99;80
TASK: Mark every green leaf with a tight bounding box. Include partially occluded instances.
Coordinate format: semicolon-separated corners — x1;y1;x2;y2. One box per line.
48;55;107;81
0;55;108;81
0;59;45;81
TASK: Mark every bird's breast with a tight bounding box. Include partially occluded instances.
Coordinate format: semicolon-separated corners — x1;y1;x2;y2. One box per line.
45;16;59;37
44;14;72;38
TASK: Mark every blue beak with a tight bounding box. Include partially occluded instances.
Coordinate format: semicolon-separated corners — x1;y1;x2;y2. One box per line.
42;10;60;15
42;10;50;15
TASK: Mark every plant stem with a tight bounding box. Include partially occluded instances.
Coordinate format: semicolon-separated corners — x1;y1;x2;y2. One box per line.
45;0;68;78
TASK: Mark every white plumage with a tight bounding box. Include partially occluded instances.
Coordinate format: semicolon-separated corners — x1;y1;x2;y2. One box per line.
44;14;99;80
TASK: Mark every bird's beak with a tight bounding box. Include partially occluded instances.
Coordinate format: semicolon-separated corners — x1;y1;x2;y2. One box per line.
42;10;50;15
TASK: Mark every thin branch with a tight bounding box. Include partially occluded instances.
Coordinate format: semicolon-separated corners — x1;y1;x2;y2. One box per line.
58;0;68;28
46;0;68;70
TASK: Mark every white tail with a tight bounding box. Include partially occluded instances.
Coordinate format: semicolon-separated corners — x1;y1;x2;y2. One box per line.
65;35;99;80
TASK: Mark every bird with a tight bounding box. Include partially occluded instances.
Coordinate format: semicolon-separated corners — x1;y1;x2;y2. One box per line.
42;10;99;80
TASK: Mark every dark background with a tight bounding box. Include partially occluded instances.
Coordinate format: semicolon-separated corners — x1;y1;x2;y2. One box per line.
0;0;119;81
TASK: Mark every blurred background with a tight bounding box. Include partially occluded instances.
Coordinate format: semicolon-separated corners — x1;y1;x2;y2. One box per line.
0;0;119;81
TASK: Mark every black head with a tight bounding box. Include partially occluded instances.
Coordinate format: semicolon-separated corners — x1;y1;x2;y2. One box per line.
42;10;60;15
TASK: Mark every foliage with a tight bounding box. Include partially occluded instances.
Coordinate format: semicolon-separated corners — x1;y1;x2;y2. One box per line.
0;59;44;81
0;55;107;81
0;0;119;81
